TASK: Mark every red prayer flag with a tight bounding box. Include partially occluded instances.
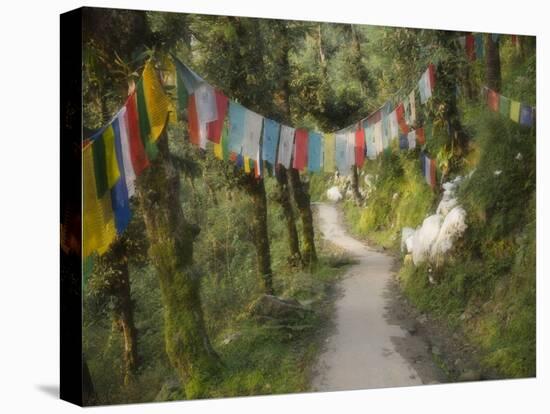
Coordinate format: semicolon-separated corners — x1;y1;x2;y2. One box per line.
395;103;409;134
428;63;436;90
487;89;499;112
187;94;200;146
355;124;365;168
367;109;382;126
465;34;476;61
293;128;308;171
416;127;425;145
207;90;229;144
125;93;149;175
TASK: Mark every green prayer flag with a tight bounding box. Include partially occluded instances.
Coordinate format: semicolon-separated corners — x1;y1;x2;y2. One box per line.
92;134;108;198
499;95;511;118
136;79;158;160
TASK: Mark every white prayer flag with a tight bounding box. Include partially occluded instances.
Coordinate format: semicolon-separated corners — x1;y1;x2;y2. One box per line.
277;125;295;168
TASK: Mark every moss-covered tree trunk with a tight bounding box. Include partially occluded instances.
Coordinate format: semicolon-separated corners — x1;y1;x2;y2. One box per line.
485;34;502;92
105;238;140;385
243;175;274;294
137;130;220;397
287;168;317;266
274;165;302;266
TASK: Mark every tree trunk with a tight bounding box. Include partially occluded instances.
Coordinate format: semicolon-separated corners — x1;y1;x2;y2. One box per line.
277;23;317;268
274;165;302;266
485;33;502;92
287;168;317;266
137;130;220;398
243;175;274;294
350;165;363;204
100;234;140;385
112;260;139;385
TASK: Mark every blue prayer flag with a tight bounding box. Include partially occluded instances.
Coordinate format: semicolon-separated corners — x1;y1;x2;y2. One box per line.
519;104;534;127
399;134;409;150
111;118;132;234
228;102;247;153
262;118;280;165
308;131;322;172
335;133;348;174
474;34;484;59
172;55;204;94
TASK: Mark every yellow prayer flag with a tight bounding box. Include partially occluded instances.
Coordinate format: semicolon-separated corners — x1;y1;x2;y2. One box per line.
213;143;223;160
102;125;121;189
324;133;336;173
143;60;172;142
510;100;521;123
83;145;116;257
244;156;251;173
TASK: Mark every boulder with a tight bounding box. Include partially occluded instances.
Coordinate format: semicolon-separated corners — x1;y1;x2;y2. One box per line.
248;294;309;321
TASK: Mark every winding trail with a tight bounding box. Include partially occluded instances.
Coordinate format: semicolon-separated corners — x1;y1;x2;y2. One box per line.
312;203;430;391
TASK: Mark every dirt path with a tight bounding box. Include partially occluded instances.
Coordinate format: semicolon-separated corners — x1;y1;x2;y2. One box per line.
312;202;444;391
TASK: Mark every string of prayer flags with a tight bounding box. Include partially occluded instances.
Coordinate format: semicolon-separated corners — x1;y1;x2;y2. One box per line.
483;86;535;127
206;90;228;144
355;124;365;168
124;93;150;175
277;125;295;169
308;131;323;173
227;101;247;154
293;128;309;171
324;133;336;172
242;109;263;160
262;118;280;165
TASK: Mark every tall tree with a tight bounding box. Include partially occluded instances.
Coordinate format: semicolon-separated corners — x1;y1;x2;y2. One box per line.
187;15;277;291
137;130;221;397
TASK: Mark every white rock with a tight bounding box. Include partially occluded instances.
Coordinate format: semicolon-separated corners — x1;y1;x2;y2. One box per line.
431;206;468;259
412;214;443;265
436;197;458;217
326;186;343;202
401;227;415;253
